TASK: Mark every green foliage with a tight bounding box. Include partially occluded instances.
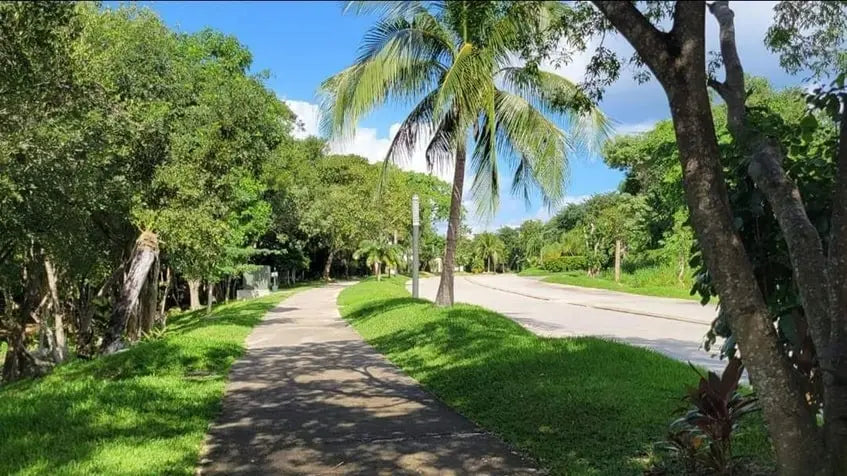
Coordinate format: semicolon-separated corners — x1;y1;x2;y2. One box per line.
542;255;587;273
0;289;304;474
338;278;772;475
657;359;760;475
472;232;506;272
544;268;697;301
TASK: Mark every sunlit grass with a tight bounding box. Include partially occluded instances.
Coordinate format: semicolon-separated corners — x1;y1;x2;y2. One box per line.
338;277;771;475
0;286;309;475
543;267;698;300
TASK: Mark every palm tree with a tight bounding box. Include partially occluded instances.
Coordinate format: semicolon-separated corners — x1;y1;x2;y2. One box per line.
473;232;505;273
353;239;403;281
321;1;607;305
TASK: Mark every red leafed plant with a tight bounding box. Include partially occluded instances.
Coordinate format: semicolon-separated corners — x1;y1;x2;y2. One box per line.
658;358;759;475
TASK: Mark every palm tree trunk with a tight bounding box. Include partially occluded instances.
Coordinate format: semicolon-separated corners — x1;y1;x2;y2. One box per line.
436;143;466;306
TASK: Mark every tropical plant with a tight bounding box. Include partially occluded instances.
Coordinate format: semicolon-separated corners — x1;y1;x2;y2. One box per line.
472;232;505;273
320;0;607;306
657;358;759;475
353;239;402;281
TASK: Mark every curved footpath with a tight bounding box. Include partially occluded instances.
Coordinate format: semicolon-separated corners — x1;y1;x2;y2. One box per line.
199;283;537;475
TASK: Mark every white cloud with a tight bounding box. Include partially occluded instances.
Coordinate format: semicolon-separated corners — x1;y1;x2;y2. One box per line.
283;99;453;182
612;119;658;136
284;100;320;139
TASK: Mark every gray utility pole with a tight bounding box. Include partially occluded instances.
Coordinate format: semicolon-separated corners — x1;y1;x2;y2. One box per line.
412;194;420;298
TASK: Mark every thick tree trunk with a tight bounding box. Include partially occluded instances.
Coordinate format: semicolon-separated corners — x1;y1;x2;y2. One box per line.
101;231;159;354
323;249;334;282
3;247;51;382
374;262;380;281
824;111;847;473
187;279;201;310
138;255;159;336
614;239;622;283
593;2;826;473
206;281;214;314
435;143;466;306
43;258;67;363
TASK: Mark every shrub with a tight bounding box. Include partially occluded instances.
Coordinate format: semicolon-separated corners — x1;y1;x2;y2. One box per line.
542;255;588;272
656;358;759;475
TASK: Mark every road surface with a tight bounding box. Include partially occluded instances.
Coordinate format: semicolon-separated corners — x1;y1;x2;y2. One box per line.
413;274;726;374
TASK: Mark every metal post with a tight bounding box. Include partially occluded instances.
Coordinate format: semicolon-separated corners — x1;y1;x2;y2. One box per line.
412;194;420;298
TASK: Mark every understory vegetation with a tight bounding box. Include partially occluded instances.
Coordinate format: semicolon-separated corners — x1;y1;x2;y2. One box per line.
541;268;696;301
338;278;773;475
0;288;300;475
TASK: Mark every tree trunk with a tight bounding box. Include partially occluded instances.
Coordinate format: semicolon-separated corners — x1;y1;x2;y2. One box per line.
614;239;622;284
323;249;334;282
2;250;48;382
101;231;159;354
592;2;827;473
43;257;67;363
824;110;847;474
157;266;171;328
224;275;231;303
138;255;159;336
206;281;214;314
187;279;201;310
375;262;381;281
435;142;466;306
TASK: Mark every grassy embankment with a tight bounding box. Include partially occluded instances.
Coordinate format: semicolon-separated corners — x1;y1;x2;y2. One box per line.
338;277;771;475
0;286;309;475
519;266;698;301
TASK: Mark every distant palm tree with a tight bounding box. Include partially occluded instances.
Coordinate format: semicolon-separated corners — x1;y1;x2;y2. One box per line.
321;1;607;305
354;239;403;281
474;232;505;273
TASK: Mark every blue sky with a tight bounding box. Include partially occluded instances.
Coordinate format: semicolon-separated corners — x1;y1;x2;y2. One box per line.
141;1;804;231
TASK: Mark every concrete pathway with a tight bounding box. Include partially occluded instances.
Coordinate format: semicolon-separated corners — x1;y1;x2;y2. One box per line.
199;283;537;475
415;274;726;374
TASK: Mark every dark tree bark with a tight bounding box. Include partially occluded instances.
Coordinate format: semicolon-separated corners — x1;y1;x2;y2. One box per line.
435;143;466;306
593;2;827;473
3;247;50;382
138;255;159;335
101;231;159;354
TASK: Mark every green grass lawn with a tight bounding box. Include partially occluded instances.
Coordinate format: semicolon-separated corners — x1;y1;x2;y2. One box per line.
542;269;699;301
338;277;772;475
0;286;308;475
516;267;550;277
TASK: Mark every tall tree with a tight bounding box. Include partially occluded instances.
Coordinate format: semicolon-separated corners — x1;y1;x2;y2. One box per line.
320;1;606;305
473;232;505;272
534;1;847;472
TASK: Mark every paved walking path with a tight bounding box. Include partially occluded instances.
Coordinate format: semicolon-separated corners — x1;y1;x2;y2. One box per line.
199;283;536;475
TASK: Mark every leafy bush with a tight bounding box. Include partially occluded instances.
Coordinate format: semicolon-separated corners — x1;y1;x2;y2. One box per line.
542;255;588;272
656;358;759;474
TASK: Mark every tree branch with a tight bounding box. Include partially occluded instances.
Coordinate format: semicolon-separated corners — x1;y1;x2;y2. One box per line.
707;1;746;136
708;0;832;349
591;1;673;83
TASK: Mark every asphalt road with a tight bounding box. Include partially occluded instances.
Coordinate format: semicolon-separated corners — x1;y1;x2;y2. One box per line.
413;274;727;374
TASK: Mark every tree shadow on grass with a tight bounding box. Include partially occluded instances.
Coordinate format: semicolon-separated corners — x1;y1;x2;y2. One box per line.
355;304;714;475
0;293;293;475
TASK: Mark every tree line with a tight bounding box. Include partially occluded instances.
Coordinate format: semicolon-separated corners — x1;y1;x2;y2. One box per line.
0;3;449;383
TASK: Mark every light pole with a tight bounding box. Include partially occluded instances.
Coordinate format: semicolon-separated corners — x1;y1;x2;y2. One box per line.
412;194;420;298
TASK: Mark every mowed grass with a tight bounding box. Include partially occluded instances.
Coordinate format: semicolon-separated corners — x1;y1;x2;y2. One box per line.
0;287;308;475
338;277;772;475
543;268;698;301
